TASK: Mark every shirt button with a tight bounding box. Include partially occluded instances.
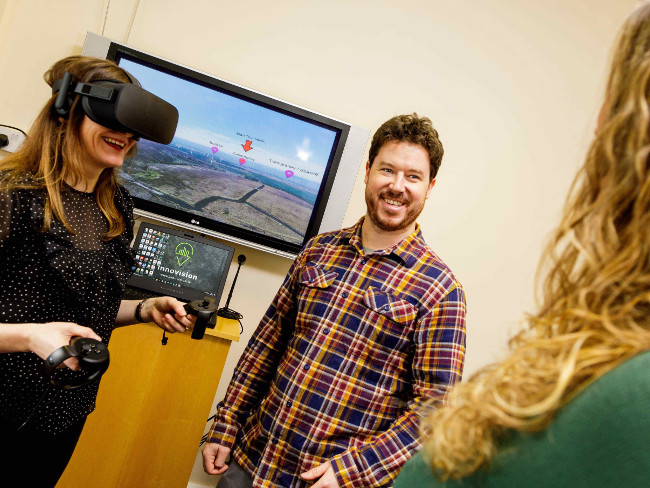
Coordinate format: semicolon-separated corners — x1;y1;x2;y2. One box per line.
303;363;310;370
286;400;292;407
272;438;279;445
323;328;330;335
361;259;367;264
383;305;390;311
342;292;349;298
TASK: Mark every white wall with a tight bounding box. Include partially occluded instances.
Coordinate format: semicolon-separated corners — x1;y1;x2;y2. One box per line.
0;1;640;486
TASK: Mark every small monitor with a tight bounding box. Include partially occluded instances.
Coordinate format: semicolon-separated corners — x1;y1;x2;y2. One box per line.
128;222;234;304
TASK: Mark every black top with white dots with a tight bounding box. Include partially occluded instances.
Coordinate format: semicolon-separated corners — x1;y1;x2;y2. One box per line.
0;182;135;433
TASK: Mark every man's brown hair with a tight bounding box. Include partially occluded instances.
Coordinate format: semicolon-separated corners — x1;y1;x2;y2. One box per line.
368;113;443;181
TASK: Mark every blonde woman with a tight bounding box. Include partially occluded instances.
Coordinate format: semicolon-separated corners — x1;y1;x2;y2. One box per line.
0;55;193;487
394;3;650;487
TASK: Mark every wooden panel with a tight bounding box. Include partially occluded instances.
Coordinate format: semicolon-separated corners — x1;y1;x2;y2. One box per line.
57;318;238;488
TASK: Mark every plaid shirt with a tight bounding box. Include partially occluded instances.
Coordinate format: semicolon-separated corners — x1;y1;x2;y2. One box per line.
207;218;466;488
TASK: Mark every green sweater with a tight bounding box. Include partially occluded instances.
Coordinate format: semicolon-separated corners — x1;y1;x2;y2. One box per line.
394;350;650;488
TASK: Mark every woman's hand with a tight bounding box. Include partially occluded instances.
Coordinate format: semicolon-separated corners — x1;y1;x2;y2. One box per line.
143;296;197;333
0;322;102;371
119;297;196;332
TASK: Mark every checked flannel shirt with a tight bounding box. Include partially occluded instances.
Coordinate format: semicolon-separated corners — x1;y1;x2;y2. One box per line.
207;218;466;488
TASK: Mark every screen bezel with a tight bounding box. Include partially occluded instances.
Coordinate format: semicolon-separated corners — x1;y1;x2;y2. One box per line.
106;43;352;257
128;222;235;303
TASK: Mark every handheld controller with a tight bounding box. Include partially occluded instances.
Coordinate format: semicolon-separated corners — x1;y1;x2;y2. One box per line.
185;296;218;340
42;337;110;390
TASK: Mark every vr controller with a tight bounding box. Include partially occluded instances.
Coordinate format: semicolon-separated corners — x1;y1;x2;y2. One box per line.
185;296;218;340
52;71;179;144
42;337;110;390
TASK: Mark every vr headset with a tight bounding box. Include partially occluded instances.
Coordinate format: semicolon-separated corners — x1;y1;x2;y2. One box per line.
52;71;178;144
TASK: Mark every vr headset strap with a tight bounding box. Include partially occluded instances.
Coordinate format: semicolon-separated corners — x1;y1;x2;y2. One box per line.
53;72;117;117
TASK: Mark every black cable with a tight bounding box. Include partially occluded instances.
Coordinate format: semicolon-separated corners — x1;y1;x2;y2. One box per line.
0;124;27;135
216;306;244;334
216;306;242;320
18;386;60;431
199;414;218;446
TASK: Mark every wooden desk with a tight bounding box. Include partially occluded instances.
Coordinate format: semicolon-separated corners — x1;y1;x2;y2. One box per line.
56;318;239;488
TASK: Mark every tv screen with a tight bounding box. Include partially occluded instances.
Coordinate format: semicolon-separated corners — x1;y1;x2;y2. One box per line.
82;33;369;258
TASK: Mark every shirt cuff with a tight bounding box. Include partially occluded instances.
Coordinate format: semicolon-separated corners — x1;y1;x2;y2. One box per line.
331;449;366;488
206;421;238;449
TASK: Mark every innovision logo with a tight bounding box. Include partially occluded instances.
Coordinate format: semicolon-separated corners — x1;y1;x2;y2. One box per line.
175;242;194;266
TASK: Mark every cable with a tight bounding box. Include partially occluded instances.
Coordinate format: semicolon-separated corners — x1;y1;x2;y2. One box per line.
216;307;244;334
100;0;111;36
17;386;61;431
124;0;141;44
199;414;218;446
0;124;27;135
216;306;242;320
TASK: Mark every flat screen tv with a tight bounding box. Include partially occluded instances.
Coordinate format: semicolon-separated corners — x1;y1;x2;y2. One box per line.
82;32;369;258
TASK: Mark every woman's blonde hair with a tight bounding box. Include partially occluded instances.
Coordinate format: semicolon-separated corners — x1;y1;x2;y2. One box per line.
423;3;650;480
0;55;136;239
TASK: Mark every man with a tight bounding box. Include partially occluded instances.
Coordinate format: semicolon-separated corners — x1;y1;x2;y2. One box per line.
203;113;467;488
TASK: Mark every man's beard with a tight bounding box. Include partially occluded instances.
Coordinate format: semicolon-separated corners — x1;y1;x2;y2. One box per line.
365;189;424;232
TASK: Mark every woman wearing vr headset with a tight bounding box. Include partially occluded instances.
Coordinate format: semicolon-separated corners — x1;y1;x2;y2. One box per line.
0;55;192;486
394;4;650;488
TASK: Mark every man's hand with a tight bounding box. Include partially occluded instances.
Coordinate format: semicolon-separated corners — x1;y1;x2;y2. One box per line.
202;442;231;475
300;461;340;488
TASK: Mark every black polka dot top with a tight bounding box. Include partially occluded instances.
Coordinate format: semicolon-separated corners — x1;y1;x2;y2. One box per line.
0;182;135;433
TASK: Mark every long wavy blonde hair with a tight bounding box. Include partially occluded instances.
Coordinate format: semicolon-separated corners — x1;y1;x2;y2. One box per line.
0;55;136;239
423;2;650;480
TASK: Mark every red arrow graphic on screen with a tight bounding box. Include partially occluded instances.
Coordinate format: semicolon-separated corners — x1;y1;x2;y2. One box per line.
242;140;253;151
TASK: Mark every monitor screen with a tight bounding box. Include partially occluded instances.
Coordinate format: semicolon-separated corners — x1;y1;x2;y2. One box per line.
82;33;370;258
128;222;234;304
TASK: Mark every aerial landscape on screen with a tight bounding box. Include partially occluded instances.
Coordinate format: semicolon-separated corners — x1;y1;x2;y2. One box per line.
119;57;339;245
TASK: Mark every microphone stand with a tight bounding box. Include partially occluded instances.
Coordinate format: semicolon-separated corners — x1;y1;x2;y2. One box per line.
217;254;246;321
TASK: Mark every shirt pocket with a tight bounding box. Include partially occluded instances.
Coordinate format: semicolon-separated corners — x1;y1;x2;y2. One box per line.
299;263;339;289
363;287;418;325
295;264;339;327
361;287;419;367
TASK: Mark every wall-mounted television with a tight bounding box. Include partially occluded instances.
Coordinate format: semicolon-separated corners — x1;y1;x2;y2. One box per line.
82;33;369;258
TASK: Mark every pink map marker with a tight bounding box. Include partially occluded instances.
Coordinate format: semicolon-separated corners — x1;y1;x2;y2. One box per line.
239;158;246;165
211;147;218;153
285;170;294;178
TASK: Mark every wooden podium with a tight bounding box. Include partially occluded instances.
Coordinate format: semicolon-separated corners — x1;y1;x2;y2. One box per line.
56;317;239;488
